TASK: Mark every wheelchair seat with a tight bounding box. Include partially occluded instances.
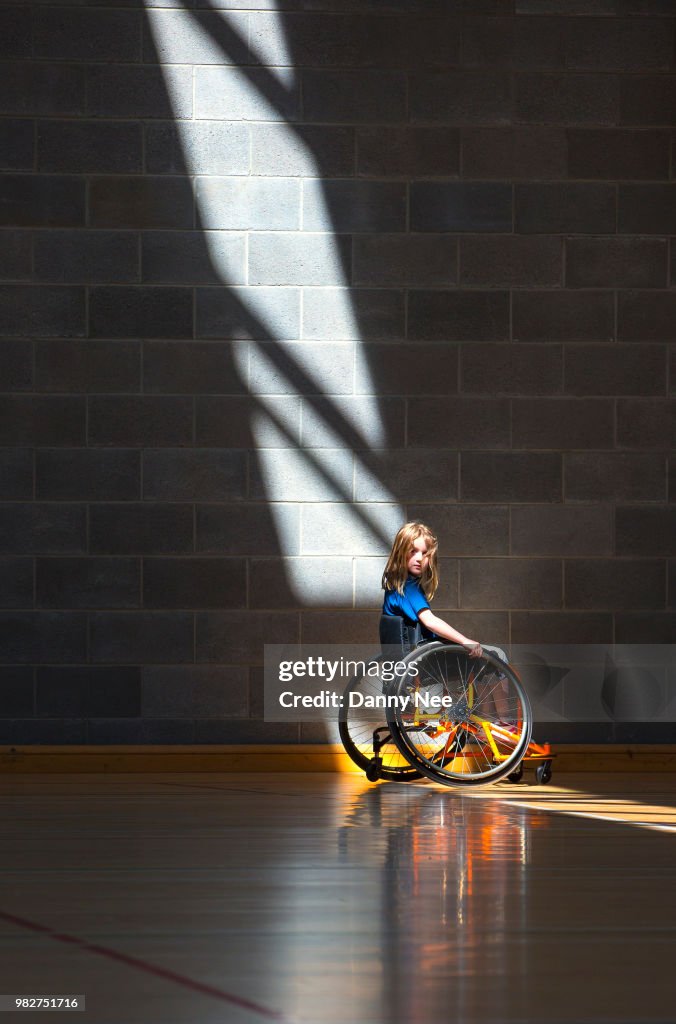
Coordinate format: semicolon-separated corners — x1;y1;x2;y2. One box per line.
379;614;422;656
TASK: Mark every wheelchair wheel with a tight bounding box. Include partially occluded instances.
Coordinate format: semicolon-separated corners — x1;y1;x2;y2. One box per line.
386;643;532;787
339;667;421;782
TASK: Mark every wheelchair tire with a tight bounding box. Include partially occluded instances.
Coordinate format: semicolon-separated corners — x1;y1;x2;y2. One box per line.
386;643;532;787
339;667;422;782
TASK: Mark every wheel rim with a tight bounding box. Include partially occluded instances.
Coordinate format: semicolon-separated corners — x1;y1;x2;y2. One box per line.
387;645;532;786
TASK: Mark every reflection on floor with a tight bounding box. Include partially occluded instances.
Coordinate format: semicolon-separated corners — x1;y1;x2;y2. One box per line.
1;772;675;1023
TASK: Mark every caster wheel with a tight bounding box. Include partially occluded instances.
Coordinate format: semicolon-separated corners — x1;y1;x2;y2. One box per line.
507;764;524;783
535;762;552;785
365;762;381;783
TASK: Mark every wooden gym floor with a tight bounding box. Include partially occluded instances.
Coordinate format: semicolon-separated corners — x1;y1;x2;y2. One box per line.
1;772;675;1024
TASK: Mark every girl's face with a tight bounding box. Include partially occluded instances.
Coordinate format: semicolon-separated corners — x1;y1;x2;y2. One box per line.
407;536;429;577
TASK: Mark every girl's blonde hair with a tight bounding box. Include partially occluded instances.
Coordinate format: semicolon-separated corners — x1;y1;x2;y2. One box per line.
381;521;439;600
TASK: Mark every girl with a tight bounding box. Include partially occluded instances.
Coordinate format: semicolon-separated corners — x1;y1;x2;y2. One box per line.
381;521;512;724
381;521;484;657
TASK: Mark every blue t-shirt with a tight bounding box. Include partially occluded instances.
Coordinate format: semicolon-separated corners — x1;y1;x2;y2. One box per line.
383;577;431;628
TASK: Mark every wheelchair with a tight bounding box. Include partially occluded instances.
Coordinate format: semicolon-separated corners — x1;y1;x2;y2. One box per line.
339;616;553;787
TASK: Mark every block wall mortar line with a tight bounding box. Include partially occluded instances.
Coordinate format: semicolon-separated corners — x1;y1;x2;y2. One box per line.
245;11;252;67
666;344;670;398
139;545;144;610
351;446;356;507
667;235;672;290
665;454;670;504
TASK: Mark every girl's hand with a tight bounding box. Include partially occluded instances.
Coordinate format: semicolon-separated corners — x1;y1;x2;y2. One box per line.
464;641;483;659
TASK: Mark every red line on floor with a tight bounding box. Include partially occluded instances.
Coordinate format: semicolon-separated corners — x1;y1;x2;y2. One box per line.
0;910;292;1022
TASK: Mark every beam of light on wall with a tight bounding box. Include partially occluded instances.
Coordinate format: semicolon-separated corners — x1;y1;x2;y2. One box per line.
146;4;402;604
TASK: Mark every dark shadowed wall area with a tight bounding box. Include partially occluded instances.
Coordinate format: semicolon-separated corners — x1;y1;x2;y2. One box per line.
0;0;675;746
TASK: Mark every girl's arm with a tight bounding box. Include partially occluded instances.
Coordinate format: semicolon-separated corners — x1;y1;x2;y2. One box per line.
417;609;482;658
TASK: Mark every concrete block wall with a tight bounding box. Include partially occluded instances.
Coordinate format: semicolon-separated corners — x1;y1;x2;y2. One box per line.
1;0;675;744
